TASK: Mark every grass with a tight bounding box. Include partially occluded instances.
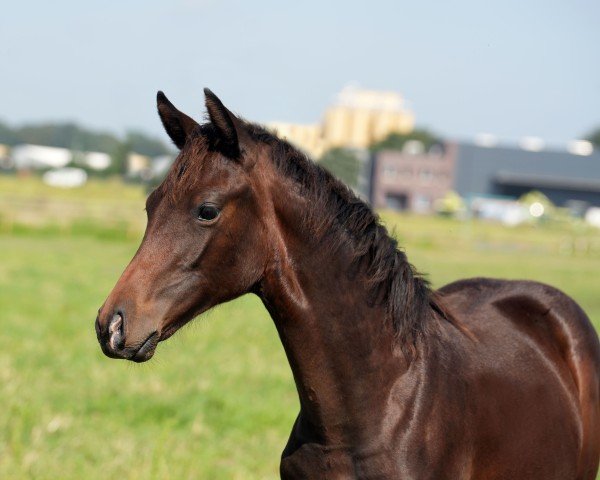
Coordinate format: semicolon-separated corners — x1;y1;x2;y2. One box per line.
0;175;148;232
0;176;599;479
0;236;295;479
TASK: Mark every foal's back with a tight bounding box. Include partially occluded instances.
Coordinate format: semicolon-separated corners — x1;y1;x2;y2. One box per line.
438;277;600;480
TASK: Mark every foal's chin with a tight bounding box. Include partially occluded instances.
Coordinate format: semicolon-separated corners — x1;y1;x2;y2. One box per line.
129;331;160;363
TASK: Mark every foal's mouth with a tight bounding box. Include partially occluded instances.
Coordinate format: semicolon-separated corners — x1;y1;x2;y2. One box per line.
99;307;200;362
130;331;160;363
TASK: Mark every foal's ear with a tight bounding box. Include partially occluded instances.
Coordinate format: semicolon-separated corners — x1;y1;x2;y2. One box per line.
204;88;242;159
156;91;198;150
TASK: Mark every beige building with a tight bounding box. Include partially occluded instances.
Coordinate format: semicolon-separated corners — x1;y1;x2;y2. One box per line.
127;152;151;175
0;144;10;169
267;122;326;158
268;86;415;158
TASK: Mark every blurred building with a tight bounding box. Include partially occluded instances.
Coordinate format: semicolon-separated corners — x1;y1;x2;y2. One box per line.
42;167;88;188
12;144;72;169
369;141;600;213
10;144;111;171
323;86;414;149
370;144;456;212
268;86;415;158
126;152;178;182
84;152;111;170
267;122;325;158
455;143;600;208
0;143;10;169
7;142;173;182
126;152;150;176
0;143;9;159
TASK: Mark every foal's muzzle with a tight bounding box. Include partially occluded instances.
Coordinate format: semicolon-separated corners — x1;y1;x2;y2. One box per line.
95;311;159;363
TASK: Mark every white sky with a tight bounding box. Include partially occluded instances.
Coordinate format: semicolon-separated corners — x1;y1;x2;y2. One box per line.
1;0;599;146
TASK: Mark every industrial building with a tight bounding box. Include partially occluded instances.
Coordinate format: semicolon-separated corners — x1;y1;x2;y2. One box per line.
369;141;600;213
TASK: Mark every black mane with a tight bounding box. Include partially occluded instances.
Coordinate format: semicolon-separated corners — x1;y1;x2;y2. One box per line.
244;122;445;351
160;118;447;352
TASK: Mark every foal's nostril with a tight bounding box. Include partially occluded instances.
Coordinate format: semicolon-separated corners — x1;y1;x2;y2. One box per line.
108;312;125;351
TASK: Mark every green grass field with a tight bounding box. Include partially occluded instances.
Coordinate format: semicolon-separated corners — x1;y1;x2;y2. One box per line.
1;177;599;479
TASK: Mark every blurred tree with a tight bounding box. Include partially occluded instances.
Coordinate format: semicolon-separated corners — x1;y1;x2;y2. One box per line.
0;120;21;145
586;127;600;148
16;122;121;153
0;121;171;157
319;148;361;188
125;130;172;157
435;191;465;216
108;140;131;176
370;129;441;152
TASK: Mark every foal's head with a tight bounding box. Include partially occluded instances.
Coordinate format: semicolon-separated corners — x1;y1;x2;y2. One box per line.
96;90;276;362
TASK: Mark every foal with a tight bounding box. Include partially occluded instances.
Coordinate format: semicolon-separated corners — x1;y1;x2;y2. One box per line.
96;89;600;479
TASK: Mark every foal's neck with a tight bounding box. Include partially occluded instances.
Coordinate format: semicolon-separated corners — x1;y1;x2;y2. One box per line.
257;172;410;447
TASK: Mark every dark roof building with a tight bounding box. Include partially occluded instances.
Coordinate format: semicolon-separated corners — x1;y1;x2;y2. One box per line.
455;143;600;207
369;142;600;212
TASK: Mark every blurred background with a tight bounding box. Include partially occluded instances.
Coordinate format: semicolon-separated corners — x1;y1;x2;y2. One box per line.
1;1;599;479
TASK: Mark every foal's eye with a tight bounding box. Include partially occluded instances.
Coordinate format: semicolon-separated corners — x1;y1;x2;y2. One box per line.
197;203;220;222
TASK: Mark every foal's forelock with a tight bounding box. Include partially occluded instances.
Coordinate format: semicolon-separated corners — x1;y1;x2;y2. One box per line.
157;133;213;204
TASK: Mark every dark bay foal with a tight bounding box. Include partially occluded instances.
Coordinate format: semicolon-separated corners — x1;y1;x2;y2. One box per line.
96;89;600;479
